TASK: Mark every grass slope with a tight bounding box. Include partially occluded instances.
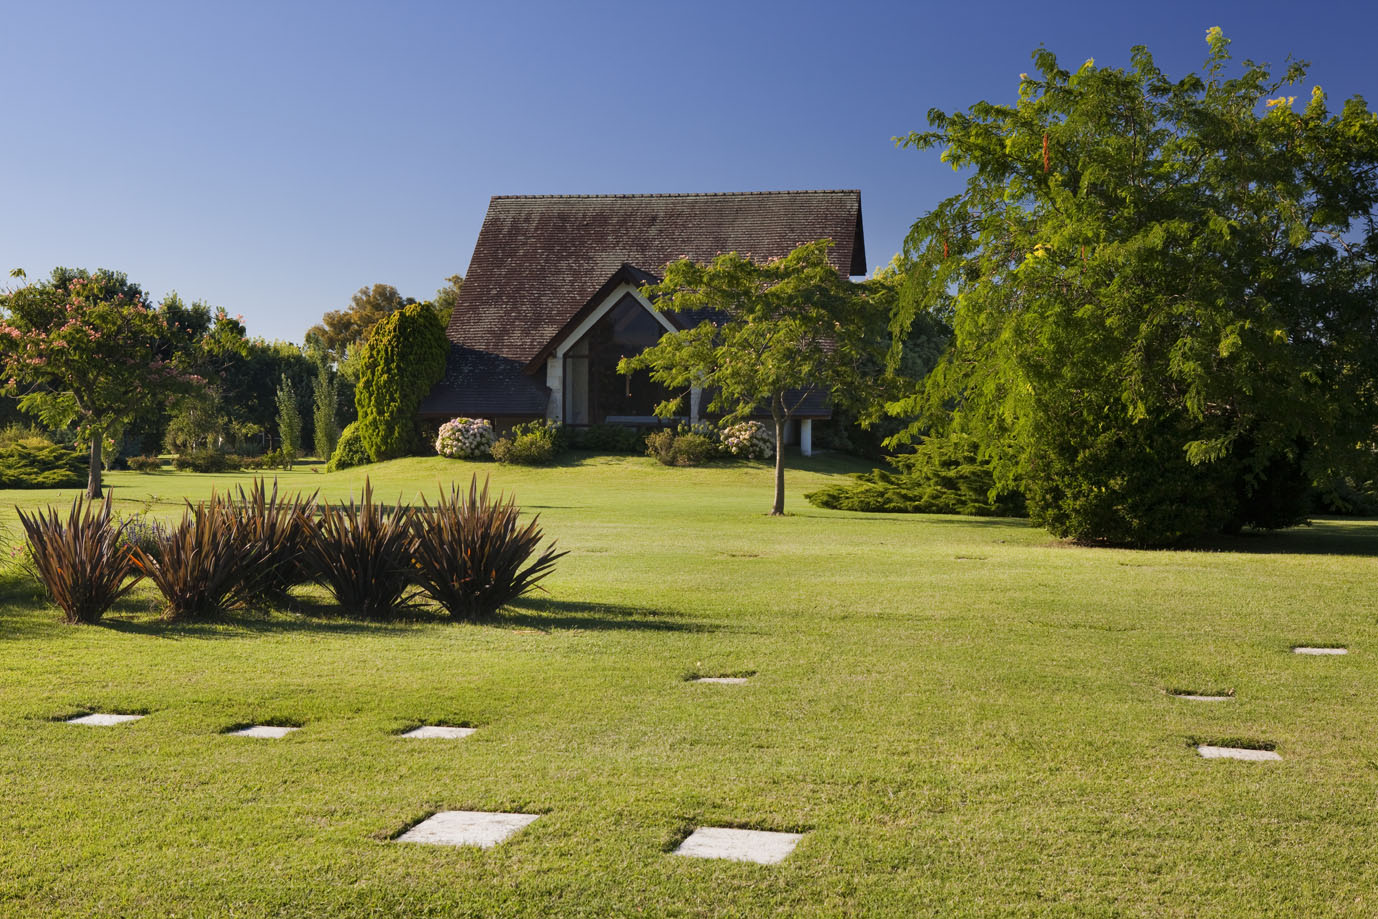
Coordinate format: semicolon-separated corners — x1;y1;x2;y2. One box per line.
1;454;1376;917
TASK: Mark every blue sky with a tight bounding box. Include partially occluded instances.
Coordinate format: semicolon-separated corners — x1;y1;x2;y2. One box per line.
3;0;1375;342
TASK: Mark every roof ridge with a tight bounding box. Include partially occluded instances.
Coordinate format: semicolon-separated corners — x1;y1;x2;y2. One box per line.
491;190;860;201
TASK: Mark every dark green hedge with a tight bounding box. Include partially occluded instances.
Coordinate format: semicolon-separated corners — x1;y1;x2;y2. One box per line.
0;442;86;489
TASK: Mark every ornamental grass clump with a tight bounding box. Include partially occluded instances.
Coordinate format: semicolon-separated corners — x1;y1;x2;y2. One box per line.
132;494;250;619
17;495;141;624
720;421;774;460
435;417;496;459
409;476;566;620
300;479;416;618
226;478;317;599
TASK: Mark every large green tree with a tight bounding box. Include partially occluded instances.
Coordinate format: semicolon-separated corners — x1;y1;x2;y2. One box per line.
430;274;464;327
624;240;885;515
0;268;197;496
306;283;416;363
354;302;448;461
890;31;1378;546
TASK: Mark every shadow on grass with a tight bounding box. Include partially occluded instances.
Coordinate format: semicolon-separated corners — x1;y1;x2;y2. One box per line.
87;587;452;639
1060;517;1378;558
499;596;717;633
95;611;403;640
0;608;60;640
3;588;709;639
801;507;1378;557
1187;519;1378;557
791;510;1034;530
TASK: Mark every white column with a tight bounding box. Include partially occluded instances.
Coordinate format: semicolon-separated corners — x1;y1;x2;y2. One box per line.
690;386;702;425
800;418;813;457
545;356;562;422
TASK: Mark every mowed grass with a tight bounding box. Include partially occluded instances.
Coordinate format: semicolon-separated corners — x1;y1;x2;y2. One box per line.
1;453;1376;917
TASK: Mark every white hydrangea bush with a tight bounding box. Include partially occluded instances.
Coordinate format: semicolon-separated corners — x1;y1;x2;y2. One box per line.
719;420;774;460
435;417;496;459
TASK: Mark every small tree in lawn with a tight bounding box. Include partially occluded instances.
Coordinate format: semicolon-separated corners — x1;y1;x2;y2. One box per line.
312;364;340;459
275;375;302;462
622;240;882;515
0;268;198;497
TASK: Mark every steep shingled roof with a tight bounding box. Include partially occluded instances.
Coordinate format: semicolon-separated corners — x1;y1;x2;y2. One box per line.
445;190;866;364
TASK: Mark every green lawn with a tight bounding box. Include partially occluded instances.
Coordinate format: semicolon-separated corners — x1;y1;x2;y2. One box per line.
1;454;1375;917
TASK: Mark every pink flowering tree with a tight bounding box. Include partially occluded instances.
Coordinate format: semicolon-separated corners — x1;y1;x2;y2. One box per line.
0;268;200;497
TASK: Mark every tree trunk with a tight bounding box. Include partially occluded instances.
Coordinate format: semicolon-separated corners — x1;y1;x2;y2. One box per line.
771;398;786;516
87;435;103;499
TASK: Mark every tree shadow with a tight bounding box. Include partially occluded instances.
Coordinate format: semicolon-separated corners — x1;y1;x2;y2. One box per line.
0;608;61;640
94;610;407;640
798;509;1378;557
498;596;718;633
3;590;713;640
1175;518;1378;558
82;586;455;639
791;510;1034;530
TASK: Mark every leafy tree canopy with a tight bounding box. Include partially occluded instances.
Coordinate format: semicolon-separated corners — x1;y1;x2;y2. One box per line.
0;268;199;496
624;240;887;515
430;274;464;327
818;256;951;459
890;30;1378;546
306;283;417;363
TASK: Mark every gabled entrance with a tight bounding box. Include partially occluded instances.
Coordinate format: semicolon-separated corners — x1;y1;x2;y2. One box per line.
537;271;684;425
561;293;675;424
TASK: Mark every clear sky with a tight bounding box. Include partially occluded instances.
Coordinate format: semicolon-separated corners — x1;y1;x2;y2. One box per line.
3;0;1375;342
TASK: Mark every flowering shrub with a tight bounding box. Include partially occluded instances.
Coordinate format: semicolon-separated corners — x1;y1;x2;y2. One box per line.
435;417;496;459
492;420;565;466
720;421;774;460
646;429;718;466
118;514;170;559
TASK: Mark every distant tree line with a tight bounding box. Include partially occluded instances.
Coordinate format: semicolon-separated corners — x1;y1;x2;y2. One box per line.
0;268;461;496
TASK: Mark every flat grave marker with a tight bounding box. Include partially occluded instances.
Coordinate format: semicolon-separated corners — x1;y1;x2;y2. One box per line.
396;811;539;848
1197;744;1281;762
66;713;143;726
1169;691;1233;702
400;726;476;740
1293;646;1347;655
229;725;299;739
673;827;803;865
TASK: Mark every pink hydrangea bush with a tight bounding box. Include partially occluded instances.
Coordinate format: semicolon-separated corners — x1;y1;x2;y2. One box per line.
435;417;496;459
719;420;774;460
